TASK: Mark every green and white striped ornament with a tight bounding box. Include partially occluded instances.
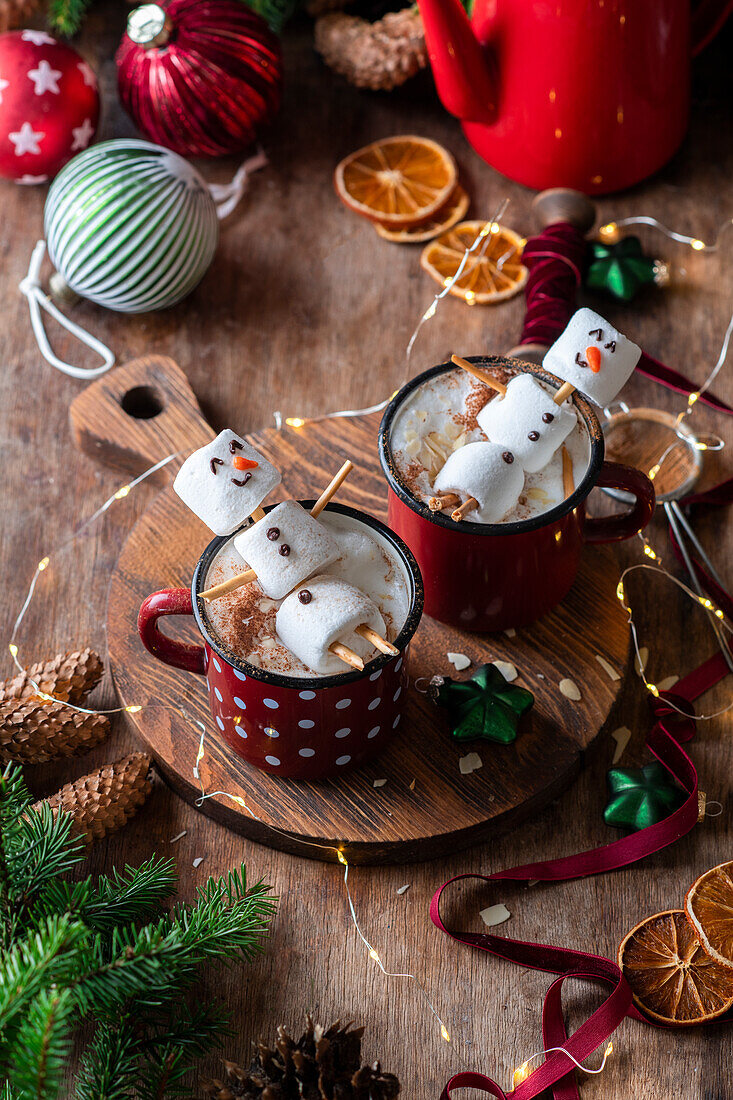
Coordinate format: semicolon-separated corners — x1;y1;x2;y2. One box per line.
44;138;219;313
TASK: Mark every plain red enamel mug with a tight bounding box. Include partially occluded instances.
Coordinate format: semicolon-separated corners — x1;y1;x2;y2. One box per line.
378;357;655;633
138;501;424;779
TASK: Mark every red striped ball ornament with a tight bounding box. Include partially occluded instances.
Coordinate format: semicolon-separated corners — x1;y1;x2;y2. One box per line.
116;0;282;159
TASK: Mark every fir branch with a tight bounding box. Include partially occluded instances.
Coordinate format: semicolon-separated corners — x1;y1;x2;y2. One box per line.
7;987;75;1100
168;868;276;966
36;856;178;935
46;0;95;36
73;1021;140;1100
0;916;89;1032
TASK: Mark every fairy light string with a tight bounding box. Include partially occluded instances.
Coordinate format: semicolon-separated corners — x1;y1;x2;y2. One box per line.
512;1040;613;1091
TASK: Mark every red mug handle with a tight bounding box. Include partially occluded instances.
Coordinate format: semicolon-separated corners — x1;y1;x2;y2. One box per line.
584;461;655;544
692;0;733;55
138;588;207;674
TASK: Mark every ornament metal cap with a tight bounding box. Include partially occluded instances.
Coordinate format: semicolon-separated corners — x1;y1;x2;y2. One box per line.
127;4;173;47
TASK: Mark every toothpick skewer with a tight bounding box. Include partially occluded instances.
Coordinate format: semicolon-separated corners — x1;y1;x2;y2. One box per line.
554;381;575;405
356;624;399;656
428;491;461;512
451;497;479;522
451;354;507;397
561;445;574;498
199;461;355;602
329;642;364;671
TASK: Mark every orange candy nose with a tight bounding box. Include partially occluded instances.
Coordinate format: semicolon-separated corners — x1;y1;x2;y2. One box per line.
585;345;602;373
233;456;258;471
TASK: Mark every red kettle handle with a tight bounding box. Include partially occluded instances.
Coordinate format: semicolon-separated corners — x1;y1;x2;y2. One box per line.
692;0;733;54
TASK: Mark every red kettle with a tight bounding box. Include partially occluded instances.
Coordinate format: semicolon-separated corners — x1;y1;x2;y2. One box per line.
417;0;732;193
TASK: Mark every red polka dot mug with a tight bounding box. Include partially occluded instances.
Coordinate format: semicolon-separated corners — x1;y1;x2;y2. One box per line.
138;502;424;780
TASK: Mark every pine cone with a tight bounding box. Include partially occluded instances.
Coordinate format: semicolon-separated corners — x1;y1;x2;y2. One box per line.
203;1016;400;1099
315;7;427;90
33;751;154;843
0;648;104;706
0;699;109;764
0;0;42;31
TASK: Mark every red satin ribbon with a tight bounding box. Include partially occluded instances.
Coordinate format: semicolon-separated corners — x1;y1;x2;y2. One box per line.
519;222;733;416
432;649;732;1099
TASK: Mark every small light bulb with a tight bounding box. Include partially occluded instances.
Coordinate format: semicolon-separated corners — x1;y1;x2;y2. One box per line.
440;1024;451;1043
690;239;706;251
616;581;625;603
423;302;437;321
648;463;661;480
605;1042;614;1057
37;556;50;571
369;948;381;963
8;642;18;657
513;1062;531;1087
715;609;725;619
688;391;699;407
115;485;131;500
286;417;306;429
647;682;660;698
337;849;348;865
464;291;476;304
490;222;500;234
599;222;619;243
643;544;657;559
125;704;142;714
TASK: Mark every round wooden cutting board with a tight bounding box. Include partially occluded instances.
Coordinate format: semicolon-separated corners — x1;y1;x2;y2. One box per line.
79;356;631;864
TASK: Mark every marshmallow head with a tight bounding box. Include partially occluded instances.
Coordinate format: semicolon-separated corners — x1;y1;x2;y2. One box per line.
174;430;281;536
233;500;340;600
434;441;525;522
477;374;576;473
276;575;386;675
542;308;641;407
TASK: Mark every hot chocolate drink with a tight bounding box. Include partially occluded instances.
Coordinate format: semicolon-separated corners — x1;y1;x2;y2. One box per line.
389;364;591;523
203;509;410;678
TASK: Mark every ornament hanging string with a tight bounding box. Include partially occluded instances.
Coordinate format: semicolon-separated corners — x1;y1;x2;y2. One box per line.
20;152;268;381
432;645;732;1100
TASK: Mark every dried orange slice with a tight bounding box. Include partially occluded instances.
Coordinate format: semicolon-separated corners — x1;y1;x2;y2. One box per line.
375;184;470;243
334;135;457;228
618;909;733;1026
685;861;733;970
421;220;527;304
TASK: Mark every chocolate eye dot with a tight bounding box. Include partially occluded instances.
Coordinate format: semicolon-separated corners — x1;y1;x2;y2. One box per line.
279;544;291;556
266;527;280;541
528;430;540;441
502;451;515;464
298;589;312;604
542;412;554;423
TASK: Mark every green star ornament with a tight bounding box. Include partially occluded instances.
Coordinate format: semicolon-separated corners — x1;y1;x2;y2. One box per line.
604;760;686;831
429;663;534;744
585;236;669;303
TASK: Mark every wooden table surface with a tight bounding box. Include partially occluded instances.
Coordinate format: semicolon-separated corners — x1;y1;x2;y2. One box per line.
1;7;731;1096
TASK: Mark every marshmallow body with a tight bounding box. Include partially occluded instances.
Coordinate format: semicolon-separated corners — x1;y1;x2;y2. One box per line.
276;575;386;675
174;430;281;536
542;307;641;407
233;500;340;600
477;374;576;473
434;441;524;522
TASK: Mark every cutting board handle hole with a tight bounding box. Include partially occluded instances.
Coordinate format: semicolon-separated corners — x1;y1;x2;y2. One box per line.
120;386;165;420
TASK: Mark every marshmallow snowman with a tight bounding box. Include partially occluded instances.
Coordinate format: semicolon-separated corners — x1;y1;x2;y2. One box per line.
434;441;525;522
276;575;386;675
233;500;340;600
174;430;281;536
542;307;641;408
477;374;577;473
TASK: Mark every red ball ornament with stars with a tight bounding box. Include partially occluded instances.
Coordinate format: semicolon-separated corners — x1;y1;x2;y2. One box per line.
0;30;99;184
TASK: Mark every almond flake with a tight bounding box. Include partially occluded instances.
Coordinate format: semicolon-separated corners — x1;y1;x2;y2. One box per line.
493;660;518;682
396;884;411;895
595;654;621;681
192;857;205;868
480;903;511;927
504;628;516;638
373;778;387;788
559;678;581;700
611;726;632;764
405;438;421;457
170;830;187;844
658;675;679;691
409;779;416;790
459;752;483;775
447;651;471;671
634;646;649;676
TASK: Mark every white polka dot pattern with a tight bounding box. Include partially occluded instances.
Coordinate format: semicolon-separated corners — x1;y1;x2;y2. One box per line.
335;755;351;766
368;698;380;711
335;698;351;710
335;728;351;738
368;726;380;739
214;687;223;702
299;690;316;699
233;668;247;681
369;669;382;681
299;748;315;758
263;698;279;709
298;719;315;729
215;715;224;731
213;658;222;673
265;755;280;766
233;697;246;710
